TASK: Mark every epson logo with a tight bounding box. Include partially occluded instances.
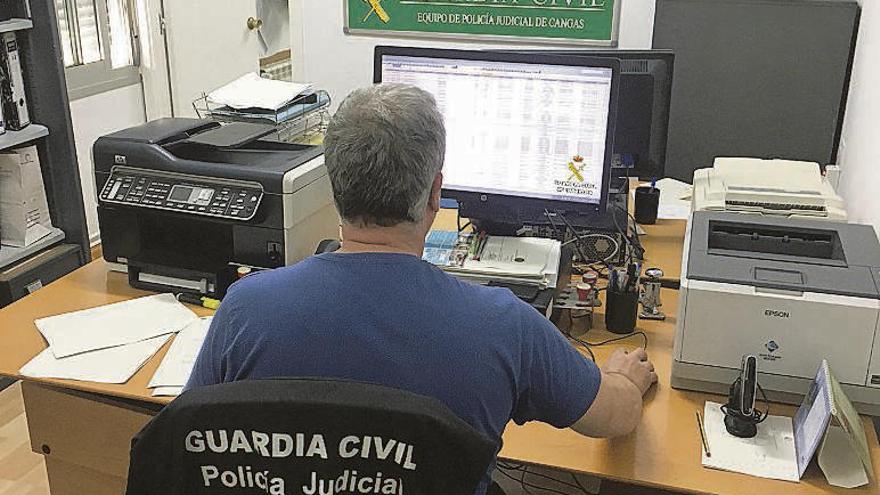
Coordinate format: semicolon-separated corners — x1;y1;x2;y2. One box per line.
764;309;790;318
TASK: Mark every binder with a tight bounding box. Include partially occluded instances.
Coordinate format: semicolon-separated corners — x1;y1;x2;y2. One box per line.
0;32;29;130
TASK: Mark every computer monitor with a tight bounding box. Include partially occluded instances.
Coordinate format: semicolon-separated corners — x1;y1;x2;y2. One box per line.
374;46;619;222
500;50;674;180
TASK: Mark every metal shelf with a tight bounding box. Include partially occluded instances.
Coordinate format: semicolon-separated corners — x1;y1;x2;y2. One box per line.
0;18;33;33
0;124;48;151
0;227;65;270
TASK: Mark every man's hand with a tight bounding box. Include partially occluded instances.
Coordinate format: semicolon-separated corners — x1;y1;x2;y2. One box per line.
602;348;657;395
569;348;657;438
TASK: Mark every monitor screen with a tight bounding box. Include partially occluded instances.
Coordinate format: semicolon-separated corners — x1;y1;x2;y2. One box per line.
379;52;615;207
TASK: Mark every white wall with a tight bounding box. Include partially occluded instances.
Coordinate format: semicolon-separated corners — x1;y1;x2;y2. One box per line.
838;0;880;233
290;0;655;108
69;84;147;243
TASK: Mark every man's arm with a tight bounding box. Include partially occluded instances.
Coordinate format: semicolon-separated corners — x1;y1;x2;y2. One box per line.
570;348;657;438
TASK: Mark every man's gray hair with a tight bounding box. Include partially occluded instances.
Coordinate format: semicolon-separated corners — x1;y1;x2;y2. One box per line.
324;83;446;227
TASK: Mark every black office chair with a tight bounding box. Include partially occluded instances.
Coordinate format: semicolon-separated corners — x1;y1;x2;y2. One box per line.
125;378;496;495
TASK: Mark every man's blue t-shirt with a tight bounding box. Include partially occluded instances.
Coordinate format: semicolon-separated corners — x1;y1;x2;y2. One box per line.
187;252;601;494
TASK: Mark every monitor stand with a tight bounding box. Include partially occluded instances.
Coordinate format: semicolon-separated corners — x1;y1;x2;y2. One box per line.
468;180;630;234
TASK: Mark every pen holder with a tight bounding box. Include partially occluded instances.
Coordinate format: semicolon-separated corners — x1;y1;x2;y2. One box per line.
605;288;640;334
634;186;661;225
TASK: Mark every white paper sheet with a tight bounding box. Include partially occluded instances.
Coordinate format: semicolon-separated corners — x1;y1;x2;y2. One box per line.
701;401;800;482
655;177;693;201
148;317;212;388
19;335;171;384
35;293;198;358
208;72;312;110
152;386;184;397
634;179;693;220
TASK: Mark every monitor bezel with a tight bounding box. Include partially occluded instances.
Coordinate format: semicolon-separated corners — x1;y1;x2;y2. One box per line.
500;49;675;180
374;45;620;217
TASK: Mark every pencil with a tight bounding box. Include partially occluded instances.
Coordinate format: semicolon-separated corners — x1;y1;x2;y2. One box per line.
696;411;711;458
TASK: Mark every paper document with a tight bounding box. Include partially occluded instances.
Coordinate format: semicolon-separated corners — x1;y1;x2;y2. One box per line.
19;335;171;384
208;73;312;110
635;178;693;220
35;293;198;358
701;401;799;482
445;237;555;277
152;386;184;397
149;317;212;389
656;177;693;201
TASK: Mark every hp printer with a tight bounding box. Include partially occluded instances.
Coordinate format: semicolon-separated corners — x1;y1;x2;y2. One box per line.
673;211;880;414
692;157;847;220
94;118;338;297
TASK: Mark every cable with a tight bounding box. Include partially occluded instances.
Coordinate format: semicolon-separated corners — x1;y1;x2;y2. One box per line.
549;209;618;267
756;383;770;423
584;331;649;350
495;464;589;495
563;317;596;362
561;233;620;264
565;331;596;362
719;382;771;431
612;202;646;263
544;209;595;265
456;208;471;233
496;466;570;495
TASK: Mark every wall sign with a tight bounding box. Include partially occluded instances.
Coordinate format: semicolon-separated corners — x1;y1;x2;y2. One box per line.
344;0;620;46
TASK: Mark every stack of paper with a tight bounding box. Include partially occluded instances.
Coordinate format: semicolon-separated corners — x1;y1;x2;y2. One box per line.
20;294;198;384
147;317;213;397
424;232;561;289
208;73;312;111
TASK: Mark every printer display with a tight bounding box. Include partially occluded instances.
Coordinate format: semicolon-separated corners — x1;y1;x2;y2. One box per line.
673;211;880;414
691;157;847;220
94;118;338;297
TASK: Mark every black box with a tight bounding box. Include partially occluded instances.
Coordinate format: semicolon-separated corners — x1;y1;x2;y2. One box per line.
0;243;83;308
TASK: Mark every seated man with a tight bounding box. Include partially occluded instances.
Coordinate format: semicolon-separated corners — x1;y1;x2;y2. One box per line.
187;83;657;494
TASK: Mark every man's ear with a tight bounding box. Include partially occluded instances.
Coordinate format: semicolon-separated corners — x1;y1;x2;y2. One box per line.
428;172;443;213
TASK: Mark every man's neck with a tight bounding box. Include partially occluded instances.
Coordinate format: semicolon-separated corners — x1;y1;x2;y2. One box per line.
337;222;427;257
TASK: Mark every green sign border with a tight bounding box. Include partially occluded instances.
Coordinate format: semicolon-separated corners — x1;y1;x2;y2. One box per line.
344;0;620;47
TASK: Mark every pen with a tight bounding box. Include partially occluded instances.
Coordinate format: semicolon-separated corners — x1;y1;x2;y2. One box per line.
696;411;711;458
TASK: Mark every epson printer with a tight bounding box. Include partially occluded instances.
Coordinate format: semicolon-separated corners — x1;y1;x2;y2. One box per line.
673;211;880;414
94;118;338;297
692;157;847;220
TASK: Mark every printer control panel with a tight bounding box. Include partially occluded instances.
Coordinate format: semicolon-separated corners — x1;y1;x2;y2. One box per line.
99;167;263;221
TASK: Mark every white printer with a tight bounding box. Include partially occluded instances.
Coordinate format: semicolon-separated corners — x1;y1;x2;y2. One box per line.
692;157;847;220
673;211;880;414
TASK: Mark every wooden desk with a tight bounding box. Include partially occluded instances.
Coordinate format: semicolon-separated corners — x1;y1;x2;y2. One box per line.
1;212;878;495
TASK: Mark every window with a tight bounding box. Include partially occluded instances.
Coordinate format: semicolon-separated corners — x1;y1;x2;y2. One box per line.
56;0;141;99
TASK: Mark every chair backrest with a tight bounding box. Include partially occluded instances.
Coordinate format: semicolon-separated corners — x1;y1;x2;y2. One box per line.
126;378;496;495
